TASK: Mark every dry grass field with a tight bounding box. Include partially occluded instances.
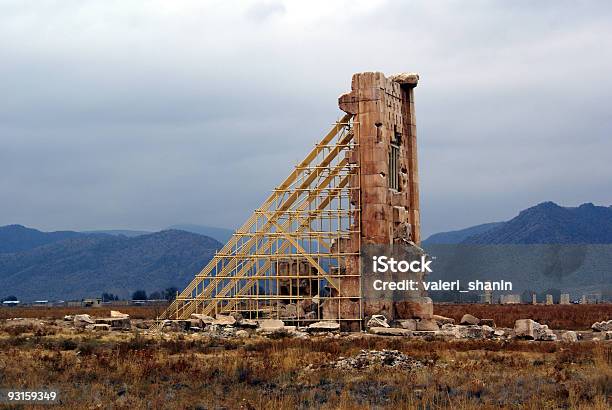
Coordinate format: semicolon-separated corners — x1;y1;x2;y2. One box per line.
435;303;612;330
0;324;610;409
0;304;610;409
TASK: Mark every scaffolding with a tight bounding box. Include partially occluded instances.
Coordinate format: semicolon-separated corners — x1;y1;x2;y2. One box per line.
155;114;362;326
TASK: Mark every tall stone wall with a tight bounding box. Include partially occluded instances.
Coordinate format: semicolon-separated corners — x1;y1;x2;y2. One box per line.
339;72;420;245
330;72;430;324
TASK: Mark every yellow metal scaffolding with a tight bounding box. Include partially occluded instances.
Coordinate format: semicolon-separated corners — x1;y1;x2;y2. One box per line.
155;114;361;326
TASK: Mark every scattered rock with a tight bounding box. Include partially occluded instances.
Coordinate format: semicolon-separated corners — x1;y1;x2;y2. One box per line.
235;329;249;338
368;327;411;336
95;317;131;330
605;331;612;340
479;318;496;327
561;331;578;342
213;315;236;326
190;314;215;327
307;321;340;332
161;320;191;332
323;349;423;371
366;315;389;328
238;319;258;328
591;320;612;332
63;315;74;321
460;314;480;326
481;325;495;338
110;310;129;318
416;319;439;331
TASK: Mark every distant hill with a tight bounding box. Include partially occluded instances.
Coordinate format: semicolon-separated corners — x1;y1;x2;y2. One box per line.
423;202;612;301
83;229;151;237
167;224;233;244
423;202;612;245
423;222;504;245
463;202;612;244
0;229;221;301
0;225;84;253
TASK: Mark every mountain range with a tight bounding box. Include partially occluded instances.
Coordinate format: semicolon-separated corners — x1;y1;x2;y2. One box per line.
423;202;612;244
0;226;221;301
1;201;610;301
422;202;612;301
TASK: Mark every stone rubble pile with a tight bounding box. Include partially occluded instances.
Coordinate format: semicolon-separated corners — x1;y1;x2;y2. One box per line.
321;349;424;371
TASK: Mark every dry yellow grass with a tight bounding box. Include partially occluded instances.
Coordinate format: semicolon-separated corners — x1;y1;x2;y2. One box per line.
0;321;610;409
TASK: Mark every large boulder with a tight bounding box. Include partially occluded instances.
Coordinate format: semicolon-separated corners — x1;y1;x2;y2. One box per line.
460;314;480;325
514;319;557;341
257;319;285;332
591;320;612;332
561;331;578;342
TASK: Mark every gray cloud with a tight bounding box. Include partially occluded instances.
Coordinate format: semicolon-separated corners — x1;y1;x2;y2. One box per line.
0;0;611;237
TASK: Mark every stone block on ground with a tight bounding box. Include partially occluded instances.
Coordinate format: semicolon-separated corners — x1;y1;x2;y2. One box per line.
368;327;411;336
514;319;556;341
460;314;480;325
561;331;578;342
110;310;129;318
213;314;236;326
307;321;340;332
257;319;285;332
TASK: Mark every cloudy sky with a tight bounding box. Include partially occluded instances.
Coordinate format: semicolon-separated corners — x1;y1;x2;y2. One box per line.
1;0;611;237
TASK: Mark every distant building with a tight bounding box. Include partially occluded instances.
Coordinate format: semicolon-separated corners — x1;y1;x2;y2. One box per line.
2;300;20;306
82;298;102;307
500;294;521;304
33;300;49;306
